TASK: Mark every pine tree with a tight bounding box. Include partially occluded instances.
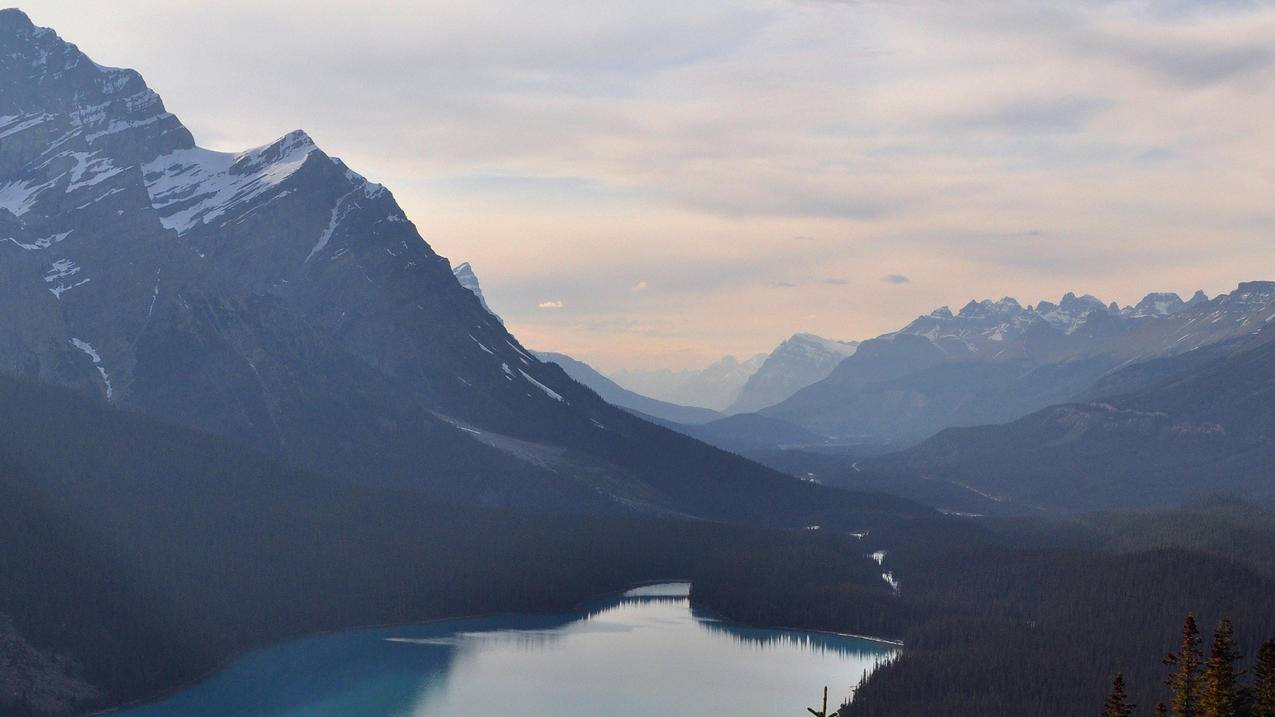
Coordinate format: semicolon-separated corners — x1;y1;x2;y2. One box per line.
1255;640;1275;717
1165;614;1204;717
1201;619;1242;717
1104;673;1135;717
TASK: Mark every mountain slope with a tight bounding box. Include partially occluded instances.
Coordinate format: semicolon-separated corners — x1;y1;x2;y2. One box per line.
764;285;1275;446
536;351;722;424
871;326;1275;512
728;333;858;414
0;373;918;716
0;9;907;525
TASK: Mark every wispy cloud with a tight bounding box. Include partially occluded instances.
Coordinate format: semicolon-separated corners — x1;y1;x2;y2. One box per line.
882;274;910;285
29;0;1275;369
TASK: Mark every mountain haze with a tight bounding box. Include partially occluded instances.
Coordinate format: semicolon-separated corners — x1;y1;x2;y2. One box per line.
536;351;722;424
612;353;766;411
728;333;858;414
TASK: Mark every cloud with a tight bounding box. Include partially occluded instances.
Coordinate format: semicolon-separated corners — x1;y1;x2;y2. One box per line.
28;0;1275;370
882;274;910;284
631;280;648;292
769;281;797;288
939;95;1112;135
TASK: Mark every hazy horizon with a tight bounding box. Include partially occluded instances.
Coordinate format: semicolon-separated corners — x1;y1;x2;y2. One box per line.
19;0;1275;372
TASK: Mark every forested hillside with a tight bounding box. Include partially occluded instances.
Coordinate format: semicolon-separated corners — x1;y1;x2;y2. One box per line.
840;502;1275;716
0;374;906;716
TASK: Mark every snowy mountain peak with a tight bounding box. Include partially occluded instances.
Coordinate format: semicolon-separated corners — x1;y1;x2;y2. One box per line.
728;333;858;414
142;131;322;236
788;333;858;352
0;10;192;165
1127;292;1185;317
452;261;500;321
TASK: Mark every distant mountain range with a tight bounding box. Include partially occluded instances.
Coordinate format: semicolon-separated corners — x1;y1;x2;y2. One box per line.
611;354;767;412
0;9;894;526
871;324;1275;512
605;333;859;414
763;283;1275;447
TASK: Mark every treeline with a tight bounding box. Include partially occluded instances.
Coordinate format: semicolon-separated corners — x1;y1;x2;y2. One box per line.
1103;615;1275;716
0;374;903;716
837;503;1275;716
6;371;1275;716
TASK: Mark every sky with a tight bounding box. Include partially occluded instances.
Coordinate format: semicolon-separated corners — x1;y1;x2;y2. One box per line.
20;0;1275;372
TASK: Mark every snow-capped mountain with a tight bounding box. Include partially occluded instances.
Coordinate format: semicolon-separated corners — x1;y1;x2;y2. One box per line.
452;261;500;321
763;284;1275;444
728;333;858;414
0;10;882;525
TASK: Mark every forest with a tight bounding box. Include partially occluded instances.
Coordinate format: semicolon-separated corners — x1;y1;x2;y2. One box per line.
4;373;1275;716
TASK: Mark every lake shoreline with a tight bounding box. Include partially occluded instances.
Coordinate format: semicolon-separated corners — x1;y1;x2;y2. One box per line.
86;578;899;716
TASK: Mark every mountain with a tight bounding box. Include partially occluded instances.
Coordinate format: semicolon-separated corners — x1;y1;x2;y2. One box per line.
727;333;858;413
451;261;499;321
535;351;721;424
871;325;1275;512
0;9;897;526
763;284;1275;446
0;371;922;716
612;353;766;411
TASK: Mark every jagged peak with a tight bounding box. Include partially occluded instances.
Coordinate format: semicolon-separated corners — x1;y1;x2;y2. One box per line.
1;10;193;162
1235;280;1275;294
0;7;35;30
1128;291;1185;317
231;130;317;172
784;333;857;353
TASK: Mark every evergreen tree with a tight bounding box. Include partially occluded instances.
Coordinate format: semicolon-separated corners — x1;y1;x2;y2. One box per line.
1104;673;1135;717
1165;614;1204;717
1201;619;1242;717
1255;640;1275;717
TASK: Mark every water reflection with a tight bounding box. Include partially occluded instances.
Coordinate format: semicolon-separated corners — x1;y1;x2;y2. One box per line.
116;585;897;717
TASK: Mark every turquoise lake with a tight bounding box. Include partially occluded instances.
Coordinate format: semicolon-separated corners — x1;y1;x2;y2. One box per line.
111;583;897;717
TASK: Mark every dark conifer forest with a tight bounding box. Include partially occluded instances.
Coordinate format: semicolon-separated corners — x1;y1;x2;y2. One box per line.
5;374;1275;716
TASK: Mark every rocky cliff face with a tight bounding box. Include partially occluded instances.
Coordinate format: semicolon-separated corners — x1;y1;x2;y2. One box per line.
0;9;858;523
